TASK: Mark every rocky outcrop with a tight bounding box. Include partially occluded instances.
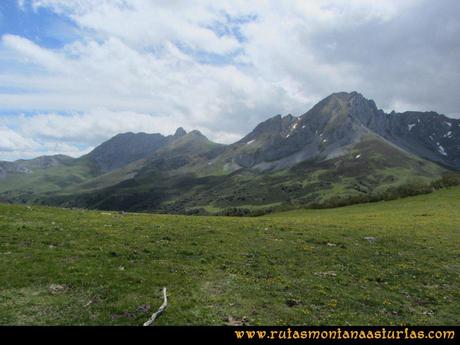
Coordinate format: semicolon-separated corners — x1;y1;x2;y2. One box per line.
220;91;460;171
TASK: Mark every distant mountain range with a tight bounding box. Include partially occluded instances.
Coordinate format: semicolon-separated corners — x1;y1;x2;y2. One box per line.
1;91;459;214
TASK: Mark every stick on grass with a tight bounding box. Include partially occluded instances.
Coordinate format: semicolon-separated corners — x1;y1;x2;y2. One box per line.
143;287;167;326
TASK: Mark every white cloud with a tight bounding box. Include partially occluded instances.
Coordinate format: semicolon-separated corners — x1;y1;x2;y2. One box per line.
0;126;37;152
32;0;242;54
0;107;243;161
0;0;459;160
0;123;93;161
42;142;93;158
2;34;64;70
18;109;185;145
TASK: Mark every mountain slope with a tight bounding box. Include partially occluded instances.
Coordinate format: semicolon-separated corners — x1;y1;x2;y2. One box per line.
0;91;458;213
85;127;187;173
211;92;381;173
36;130;228;211
137;130;226;175
345;92;460;169
55;130;227;194
212;92;460;173
35;131;446;214
0;154;74;179
0;128;189;196
0;155;97;197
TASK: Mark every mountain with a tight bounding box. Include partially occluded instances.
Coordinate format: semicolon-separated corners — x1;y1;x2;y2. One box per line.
342;92;460;169
0;154;94;198
0;154;73;179
0;128;188;196
212;92;460;172
85;127;187;173
0;91;458;213
139;130;226;173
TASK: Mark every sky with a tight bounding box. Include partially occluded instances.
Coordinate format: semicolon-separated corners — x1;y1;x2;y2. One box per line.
0;0;459;161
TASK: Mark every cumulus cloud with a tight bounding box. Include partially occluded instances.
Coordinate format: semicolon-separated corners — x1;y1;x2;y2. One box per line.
0;0;459;160
0;126;37;152
0;122;93;161
19;109;185;144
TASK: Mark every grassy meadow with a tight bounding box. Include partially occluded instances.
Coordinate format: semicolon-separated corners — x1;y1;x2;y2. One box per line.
0;186;459;325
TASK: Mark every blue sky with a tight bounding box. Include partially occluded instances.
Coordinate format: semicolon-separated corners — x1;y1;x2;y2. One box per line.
0;0;459;161
0;1;78;49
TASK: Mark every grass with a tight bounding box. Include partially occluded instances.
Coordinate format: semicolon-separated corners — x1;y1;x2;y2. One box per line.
0;136;447;214
0;187;459;325
0;158;96;195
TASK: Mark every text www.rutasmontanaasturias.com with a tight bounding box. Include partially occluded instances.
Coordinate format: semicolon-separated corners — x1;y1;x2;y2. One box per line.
234;327;455;341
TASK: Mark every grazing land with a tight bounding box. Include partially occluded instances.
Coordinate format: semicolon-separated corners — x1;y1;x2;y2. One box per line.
0;187;459;325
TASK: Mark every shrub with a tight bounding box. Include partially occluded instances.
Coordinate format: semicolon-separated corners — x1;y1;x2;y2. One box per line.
315;179;435;209
218;207;251;217
431;172;460;189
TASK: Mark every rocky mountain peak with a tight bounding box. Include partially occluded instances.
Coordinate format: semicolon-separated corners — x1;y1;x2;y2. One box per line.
188;130;206;138
240;114;298;142
87;131;168;173
174;127;187;137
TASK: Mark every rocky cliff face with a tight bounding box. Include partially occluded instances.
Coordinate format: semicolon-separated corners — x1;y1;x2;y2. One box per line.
219;91;460;171
341;92;460;169
367;111;460;169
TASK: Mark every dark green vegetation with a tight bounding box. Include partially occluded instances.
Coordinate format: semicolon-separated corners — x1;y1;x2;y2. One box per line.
1;92;459;214
0;187;459;325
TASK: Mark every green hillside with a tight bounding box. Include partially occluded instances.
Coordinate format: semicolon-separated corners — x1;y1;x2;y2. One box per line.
1;92;459;216
0;157;98;196
11;135;444;215
0;186;458;325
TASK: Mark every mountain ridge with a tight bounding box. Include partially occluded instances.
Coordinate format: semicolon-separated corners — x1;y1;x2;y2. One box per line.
0;91;458;214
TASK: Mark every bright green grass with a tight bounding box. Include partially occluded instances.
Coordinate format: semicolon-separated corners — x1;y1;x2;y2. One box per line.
0;158;95;194
0;187;459;325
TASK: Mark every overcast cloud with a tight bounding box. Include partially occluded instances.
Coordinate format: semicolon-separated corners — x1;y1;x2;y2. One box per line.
0;0;459;160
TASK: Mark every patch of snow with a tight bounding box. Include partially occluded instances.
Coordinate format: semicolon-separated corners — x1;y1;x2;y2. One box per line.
444;131;452;138
301;125;306;129
436;142;447;156
322;139;327;143
417;118;420;123
429;135;434;140
445;121;452;127
408;123;416;131
246;139;255;145
355;154;361;159
286;134;290;138
292;122;298;130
